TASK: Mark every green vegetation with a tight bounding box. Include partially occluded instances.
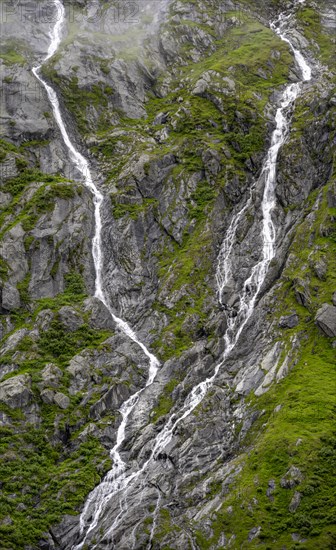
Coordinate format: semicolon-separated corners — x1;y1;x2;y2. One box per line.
0;434;109;549
40;67;113;134
0;48;25;66
152;378;180;421
297;6;336;68
0;267;114;549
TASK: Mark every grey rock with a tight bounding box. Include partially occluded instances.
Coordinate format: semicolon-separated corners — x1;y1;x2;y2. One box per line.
40;389;55;405
248;526;261;541
1;224;29;284
41;364;62;388
313;258;327;280
235;366;264;395
289;491;301;513
78;423;99;442
279;313;299;329
53;392;70;410
293;278;311;308
90;384;130;419
315;303;336;337
291;533;307;542
0;374;32;409
1;282;21;311
0;328;28;357
83;297;116;331
332;291;336;306
153;112;168;125
0;155;18;181
58;306;83;332
36;309;54;332
266;479;276;500
280;466;303;489
67;354;91;394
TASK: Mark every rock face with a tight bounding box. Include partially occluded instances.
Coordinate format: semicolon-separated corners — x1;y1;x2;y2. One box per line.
0;0;335;549
279;313;299;329
315;304;336;337
0;374;32;409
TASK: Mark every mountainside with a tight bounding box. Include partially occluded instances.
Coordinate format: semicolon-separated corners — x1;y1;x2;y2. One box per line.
0;0;335;549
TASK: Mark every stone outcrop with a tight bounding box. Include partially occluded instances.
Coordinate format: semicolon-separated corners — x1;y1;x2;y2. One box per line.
0;374;32;409
315;304;336;337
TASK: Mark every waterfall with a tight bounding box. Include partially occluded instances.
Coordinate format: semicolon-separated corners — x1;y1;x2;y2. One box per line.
32;0;312;547
31;1;160;541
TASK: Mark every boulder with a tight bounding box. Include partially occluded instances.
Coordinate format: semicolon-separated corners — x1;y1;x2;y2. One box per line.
293;278;311;308
289;491;301;513
1;283;21;311
280;466;303;489
58;306;83;332
41;364;62;388
83;297;116;331
153;112;168;125
36;309;54;332
0;374;32;409
53;392;70;410
315;304;336;337
279;313;299;329
40;389;55;405
332;291;336;307
248;527;261;542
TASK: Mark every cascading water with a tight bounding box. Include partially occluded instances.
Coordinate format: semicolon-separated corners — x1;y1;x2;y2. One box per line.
32;0;160;541
33;0;312;547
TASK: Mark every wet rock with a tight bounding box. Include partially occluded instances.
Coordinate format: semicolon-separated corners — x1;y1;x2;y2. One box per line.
279;313;299;329
289;491;302;513
50;514;79;550
280;466;303;489
53;392;70;410
315;304;336;337
0;374;32;409
1;282;21;311
58;306;84;332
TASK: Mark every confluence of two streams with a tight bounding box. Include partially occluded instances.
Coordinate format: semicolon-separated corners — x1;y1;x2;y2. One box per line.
32;0;312;546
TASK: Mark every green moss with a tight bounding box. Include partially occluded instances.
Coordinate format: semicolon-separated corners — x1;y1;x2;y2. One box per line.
152;378;180;421
112;198;158;220
0;49;25;66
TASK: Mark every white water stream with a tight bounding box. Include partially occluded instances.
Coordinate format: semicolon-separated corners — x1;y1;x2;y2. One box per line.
32;1;159;542
32;0;312;547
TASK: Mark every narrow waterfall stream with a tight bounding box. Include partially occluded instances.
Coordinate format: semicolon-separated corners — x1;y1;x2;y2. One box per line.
33;0;312;547
32;0;160;539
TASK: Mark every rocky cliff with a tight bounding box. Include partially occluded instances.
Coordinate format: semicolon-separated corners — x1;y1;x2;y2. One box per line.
0;0;335;549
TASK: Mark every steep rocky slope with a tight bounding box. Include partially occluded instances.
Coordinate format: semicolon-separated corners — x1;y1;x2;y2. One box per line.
0;0;335;549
